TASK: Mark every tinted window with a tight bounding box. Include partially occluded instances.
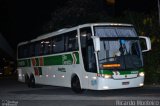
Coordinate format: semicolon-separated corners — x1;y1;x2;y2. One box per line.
53;36;64;53
29;43;35;57
80;27;97;73
65;31;78;51
94;27;137;37
35;42;41;56
18;30;78;59
41;39;52;55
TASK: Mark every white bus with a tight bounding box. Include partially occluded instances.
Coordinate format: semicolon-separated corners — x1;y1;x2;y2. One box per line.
17;23;151;93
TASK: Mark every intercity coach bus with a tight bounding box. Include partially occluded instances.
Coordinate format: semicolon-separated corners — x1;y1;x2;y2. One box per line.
17;23;151;93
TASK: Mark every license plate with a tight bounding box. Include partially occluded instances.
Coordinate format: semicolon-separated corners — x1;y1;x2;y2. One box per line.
122;82;129;85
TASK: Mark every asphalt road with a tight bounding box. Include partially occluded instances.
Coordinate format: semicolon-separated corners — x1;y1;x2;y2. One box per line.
0;77;160;106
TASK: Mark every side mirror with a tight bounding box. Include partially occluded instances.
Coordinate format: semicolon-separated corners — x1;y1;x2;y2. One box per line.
139;36;151;52
92;36;100;52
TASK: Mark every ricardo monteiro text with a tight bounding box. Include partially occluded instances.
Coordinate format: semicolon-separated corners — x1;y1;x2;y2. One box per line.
116;100;136;106
137;100;159;106
116;100;160;106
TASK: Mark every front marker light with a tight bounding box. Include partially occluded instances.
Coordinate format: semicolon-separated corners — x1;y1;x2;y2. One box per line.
139;83;144;86
138;72;145;77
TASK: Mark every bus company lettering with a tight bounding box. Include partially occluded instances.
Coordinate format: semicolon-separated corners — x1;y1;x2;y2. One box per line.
62;55;72;65
58;68;66;72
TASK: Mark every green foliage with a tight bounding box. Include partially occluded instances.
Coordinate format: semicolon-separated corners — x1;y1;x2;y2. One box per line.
43;0;109;32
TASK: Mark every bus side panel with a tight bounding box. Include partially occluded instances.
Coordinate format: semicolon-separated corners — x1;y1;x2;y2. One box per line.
17;67;34;82
34;64;85;88
86;72;98;90
34;66;66;87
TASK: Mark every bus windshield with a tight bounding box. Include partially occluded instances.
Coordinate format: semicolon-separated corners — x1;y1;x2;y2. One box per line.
94;26;143;70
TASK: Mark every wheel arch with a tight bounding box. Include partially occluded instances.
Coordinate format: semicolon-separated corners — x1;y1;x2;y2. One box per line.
71;73;82;87
24;73;29;83
71;73;79;81
29;73;36;82
29;73;35;77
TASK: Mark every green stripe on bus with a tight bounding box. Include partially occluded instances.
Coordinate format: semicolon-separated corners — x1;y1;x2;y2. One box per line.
36;58;39;66
17;52;80;67
17;59;31;67
38;67;42;75
44;55;63;65
99;69;144;75
75;52;80;64
44;52;79;65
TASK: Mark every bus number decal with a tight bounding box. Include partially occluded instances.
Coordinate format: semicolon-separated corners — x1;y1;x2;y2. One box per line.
58;68;66;72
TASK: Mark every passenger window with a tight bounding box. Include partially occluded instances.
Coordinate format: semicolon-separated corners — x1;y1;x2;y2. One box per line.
29;43;35;57
65;30;78;52
53;36;64;53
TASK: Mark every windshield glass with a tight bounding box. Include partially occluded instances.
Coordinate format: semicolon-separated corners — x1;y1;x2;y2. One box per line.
94;26;142;70
95;26;137;37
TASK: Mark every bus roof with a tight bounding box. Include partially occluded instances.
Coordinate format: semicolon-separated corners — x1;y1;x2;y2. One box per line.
18;23;133;46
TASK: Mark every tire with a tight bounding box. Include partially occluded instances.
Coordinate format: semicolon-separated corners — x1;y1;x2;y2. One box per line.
28;75;35;88
25;75;30;87
71;76;84;93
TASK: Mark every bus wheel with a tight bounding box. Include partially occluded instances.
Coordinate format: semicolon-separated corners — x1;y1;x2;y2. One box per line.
29;75;35;88
25;75;30;87
71;76;83;93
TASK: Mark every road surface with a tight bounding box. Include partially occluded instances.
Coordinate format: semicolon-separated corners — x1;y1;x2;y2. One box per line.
0;77;160;106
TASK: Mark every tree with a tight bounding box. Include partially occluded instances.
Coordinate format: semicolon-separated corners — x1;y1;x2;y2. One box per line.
43;0;108;32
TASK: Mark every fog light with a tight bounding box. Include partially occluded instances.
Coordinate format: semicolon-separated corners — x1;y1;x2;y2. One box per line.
18;74;22;77
103;86;109;89
139;83;144;86
104;75;112;79
92;77;97;79
138;72;145;77
97;74;112;79
85;76;88;79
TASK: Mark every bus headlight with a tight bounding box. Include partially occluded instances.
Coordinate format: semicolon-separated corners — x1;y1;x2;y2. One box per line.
97;74;112;79
139;83;144;86
138;72;145;77
104;75;112;79
101;74;112;79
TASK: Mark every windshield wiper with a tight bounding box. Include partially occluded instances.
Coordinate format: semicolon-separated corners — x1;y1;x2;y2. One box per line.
99;56;116;62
